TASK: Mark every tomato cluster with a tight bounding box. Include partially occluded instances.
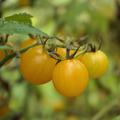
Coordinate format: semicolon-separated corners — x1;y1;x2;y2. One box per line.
18;38;109;97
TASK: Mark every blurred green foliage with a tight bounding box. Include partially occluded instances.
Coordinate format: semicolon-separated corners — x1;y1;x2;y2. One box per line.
0;0;120;120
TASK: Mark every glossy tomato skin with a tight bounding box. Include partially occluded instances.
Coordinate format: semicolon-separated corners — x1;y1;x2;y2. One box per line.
52;59;89;97
79;50;109;79
20;45;56;84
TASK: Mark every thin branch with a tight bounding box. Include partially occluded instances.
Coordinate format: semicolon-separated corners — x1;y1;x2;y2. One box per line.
66;48;70;59
74;45;88;58
48;51;61;61
0;42;38;68
97;37;102;50
49;36;65;43
70;45;81;59
92;98;119;120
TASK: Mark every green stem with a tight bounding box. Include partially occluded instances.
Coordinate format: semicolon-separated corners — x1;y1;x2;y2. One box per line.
97;37;102;50
49;36;65;43
70;45;81;59
48;51;62;61
66;48;70;59
0;42;38;68
74;46;88;58
91;98;119;120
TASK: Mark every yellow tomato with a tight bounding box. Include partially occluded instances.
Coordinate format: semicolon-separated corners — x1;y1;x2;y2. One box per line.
20;41;56;84
79;50;109;79
52;59;89;97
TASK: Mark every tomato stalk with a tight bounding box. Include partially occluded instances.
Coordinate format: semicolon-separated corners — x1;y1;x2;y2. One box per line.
4;34;9;43
0;42;38;68
49;36;65;43
70;45;81;59
74;45;88;58
88;43;96;52
97;37;102;50
0;34;9;45
38;35;45;45
87;38;103;52
88;35;103;52
66;48;70;59
28;34;37;39
77;35;88;46
0;33;89;67
0;36;5;45
48;51;62;61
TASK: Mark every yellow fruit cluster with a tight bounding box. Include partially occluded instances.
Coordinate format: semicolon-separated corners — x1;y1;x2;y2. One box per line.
19;38;109;97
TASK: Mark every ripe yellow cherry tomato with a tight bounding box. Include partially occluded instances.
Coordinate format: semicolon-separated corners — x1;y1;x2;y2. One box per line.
20;40;56;84
79;50;109;79
52;59;89;97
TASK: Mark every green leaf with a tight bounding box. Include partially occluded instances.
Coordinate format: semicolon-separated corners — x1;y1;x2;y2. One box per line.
5;13;33;25
0;19;48;37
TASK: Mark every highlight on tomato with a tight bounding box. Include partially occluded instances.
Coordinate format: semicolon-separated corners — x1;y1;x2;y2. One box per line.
52;59;89;97
79;50;109;79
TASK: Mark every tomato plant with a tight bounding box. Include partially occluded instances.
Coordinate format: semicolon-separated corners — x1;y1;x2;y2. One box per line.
0;13;109;99
79;50;109;79
52;59;89;97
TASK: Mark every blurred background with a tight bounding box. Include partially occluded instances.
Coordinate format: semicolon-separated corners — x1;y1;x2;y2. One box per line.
0;0;120;120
